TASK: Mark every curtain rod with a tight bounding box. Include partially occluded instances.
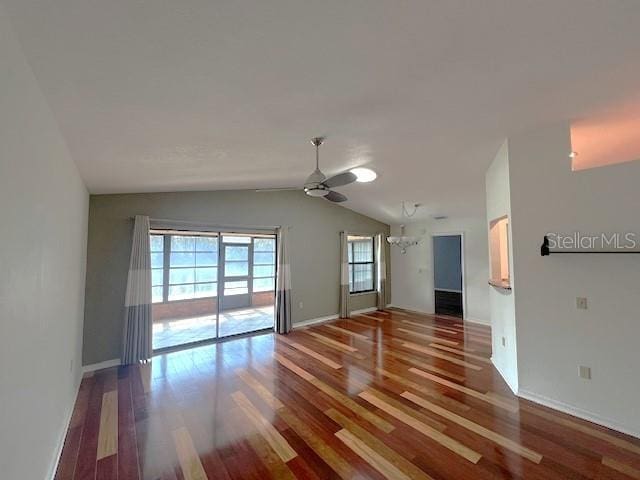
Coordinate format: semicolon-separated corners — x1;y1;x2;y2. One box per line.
129;216;281;231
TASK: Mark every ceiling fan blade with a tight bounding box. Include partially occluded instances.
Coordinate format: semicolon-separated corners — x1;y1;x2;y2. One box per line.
255;187;300;192
323;171;357;188
324;190;348;203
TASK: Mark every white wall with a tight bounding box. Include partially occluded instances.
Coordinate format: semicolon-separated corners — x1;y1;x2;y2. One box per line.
390;217;490;324
485;140;518;393
508;122;640;436
0;6;89;479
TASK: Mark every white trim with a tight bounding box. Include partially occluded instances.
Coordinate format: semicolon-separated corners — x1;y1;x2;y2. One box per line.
518;389;640;440
491;356;518;394
293;314;339;329
464;317;491;326
47;374;82;480
292;307;379;329
386;304;434;315
431;231;467;320
82;358;121;373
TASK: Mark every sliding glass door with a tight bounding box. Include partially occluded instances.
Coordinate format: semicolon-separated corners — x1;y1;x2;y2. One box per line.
150;230;275;350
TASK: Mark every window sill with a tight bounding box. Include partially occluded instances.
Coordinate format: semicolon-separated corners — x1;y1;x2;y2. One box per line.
350;291;376;297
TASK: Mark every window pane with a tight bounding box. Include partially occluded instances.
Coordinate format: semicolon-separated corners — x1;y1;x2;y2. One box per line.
169;268;194;285
150;235;164;252
152;286;163;303
253;265;274;277
224;280;248;295
170;252;195;267
152;268;163;286
254;238;275;252
352;263;374;292
225;246;248;260
254;252;274;264
194;282;217;298
195;267;217;283
223;235;251;244
171;236;195;251
225;261;248;276
195;236;218;252
253;277;274;292
151;252;164;268
196;251;218;267
352;239;373;262
168;284;195;301
348;244;353;263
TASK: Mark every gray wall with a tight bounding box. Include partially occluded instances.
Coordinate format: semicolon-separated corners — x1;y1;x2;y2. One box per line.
0;6;89;479
433;235;462;291
84;190;390;365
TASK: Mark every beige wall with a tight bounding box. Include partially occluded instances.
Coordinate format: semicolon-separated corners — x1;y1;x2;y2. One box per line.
83;190;390;365
0;6;89;479
389;217;490;324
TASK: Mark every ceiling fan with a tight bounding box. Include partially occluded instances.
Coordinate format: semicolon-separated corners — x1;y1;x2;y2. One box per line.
257;136;358;203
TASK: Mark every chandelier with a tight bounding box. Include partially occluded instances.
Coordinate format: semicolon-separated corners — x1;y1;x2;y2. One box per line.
387;202;420;254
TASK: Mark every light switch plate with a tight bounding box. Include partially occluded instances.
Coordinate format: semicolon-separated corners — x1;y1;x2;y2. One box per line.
579;365;591;379
576;297;588;310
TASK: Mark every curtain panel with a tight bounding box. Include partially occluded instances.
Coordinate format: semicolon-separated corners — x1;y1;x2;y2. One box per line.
275;226;292;334
122;215;153;364
376;233;387;310
339;232;351;318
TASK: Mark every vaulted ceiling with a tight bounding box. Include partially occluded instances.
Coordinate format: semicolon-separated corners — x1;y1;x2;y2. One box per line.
4;0;640;223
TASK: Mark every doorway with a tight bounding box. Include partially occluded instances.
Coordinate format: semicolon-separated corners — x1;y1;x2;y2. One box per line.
150;230;276;351
432;234;464;318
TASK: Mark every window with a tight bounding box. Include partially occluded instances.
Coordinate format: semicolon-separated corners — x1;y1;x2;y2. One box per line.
168;235;218;301
150;234;164;303
347;235;375;293
149;232;219;303
253;237;276;292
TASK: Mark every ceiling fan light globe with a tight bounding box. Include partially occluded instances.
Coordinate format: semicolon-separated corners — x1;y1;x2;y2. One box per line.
350;167;377;183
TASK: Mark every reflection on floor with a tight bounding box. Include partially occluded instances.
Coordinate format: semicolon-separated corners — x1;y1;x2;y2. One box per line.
152;305;274;349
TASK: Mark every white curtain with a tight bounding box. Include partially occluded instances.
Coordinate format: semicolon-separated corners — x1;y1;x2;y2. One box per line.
339;232;351;318
275;227;292;334
376;233;387;310
122;215;152;364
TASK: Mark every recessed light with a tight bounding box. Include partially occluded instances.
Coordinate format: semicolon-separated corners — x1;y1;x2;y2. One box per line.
350;167;377;182
569;151;578;158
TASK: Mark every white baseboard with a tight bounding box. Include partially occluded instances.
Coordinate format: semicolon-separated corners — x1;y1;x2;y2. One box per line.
386;304;433;315
82;358;121;373
464;317;490;326
518;389;640;440
47;373;82;480
490;357;519;395
293;307;379;329
352;307;378;315
293;314;339;329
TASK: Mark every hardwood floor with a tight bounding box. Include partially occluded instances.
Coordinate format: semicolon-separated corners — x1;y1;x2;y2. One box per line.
56;309;640;479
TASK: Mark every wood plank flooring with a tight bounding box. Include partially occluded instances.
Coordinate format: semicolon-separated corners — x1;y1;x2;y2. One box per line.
56;309;640;479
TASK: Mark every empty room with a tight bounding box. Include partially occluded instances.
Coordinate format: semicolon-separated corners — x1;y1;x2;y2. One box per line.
2;1;640;479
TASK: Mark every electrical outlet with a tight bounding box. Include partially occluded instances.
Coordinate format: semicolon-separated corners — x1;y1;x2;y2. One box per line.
298;301;303;309
579;365;591;379
576;297;588;310
501;337;506;347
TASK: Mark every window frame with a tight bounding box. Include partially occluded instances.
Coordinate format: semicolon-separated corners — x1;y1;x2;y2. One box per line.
347;235;376;295
150;231;277;303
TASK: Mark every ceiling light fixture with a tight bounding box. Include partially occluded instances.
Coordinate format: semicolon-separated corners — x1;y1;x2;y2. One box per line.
387;201;421;254
350;167;377;182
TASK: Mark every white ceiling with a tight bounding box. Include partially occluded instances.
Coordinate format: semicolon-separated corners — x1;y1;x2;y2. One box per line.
4;0;640;224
